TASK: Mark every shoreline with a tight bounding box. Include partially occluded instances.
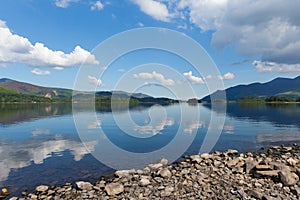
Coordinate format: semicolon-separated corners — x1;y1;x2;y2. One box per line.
2;144;300;200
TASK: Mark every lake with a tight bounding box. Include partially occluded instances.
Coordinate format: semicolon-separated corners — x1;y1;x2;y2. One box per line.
1;103;300;197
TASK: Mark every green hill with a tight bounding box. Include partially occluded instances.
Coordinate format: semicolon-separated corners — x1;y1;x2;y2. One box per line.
201;76;300;101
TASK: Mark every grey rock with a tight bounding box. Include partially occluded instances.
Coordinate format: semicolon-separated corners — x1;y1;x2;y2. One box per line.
158;168;172;179
159;158;169;166
249;190;263;199
245;160;258;174
115;169;135;177
201;153;211;159
279;170;299;186
139;178;151;186
190;155;201;163
254;170;279;178
105;183;124;196
148;163;163;170
76;181;93;190
287;158;298;167
35;185;49;193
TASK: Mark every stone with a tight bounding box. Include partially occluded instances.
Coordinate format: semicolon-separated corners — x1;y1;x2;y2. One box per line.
254;170;279;178
28;194;38;199
98;180;106;188
226;149;238;156
255;165;273;170
201;153;211;159
149;163;163;170
158;168;172;179
9;197;18;200
279;170;299;186
162;186;174;197
105;183;124;196
159;158;169;166
245;160;258;174
76;181;93;190
271;162;290;171
190;155;201;163
287;158;298;167
227;158;239;168
139;178;151;186
115;169;135;177
1;188;9;196
35;185;49;193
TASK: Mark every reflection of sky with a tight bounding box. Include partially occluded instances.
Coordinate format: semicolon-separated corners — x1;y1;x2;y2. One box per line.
2;103;300;192
0;134;97;182
134;118;174;135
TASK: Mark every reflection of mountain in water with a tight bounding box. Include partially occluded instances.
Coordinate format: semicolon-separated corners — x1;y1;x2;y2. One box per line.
204;103;300;128
0;103;155;125
0;104;72;125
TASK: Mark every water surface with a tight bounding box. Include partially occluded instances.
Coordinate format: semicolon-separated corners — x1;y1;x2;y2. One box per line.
1;103;300;197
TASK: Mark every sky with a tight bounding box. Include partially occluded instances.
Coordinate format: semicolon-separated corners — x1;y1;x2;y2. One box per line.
0;0;300;99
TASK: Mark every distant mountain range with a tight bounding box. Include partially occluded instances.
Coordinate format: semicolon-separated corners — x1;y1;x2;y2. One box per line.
201;76;300;101
0;78;176;104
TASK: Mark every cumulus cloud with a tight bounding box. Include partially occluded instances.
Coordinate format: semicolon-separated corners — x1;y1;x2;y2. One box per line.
150;0;300;73
31;68;51;76
54;0;80;8
217;72;235;80
178;0;227;31
209;0;300;71
253;60;300;73
183;71;205;84
0;20;99;68
133;71;175;86
91;1;104;10
131;0;171;22
88;75;102;86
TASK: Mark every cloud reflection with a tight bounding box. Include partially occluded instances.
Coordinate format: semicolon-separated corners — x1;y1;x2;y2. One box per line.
0;136;97;182
133;118;174;135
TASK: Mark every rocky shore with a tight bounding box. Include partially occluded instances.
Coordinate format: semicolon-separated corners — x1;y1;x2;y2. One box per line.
2;145;300;199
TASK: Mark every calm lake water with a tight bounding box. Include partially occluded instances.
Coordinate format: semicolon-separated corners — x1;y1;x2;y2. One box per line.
1;103;300;196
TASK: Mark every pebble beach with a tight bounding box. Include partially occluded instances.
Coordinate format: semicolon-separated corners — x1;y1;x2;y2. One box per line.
2;144;300;200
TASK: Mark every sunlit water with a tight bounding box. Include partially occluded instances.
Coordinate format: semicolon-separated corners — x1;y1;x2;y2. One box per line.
1;103;300;197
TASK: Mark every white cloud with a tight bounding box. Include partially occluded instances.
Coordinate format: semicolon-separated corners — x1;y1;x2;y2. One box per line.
173;1;300;73
91;1;104;10
217;72;235;80
131;0;171;22
31;68;51;76
183;71;204;84
117;68;125;72
253;60;300;73
88;75;102;86
133;71;175;86
54;0;80;8
178;0;227;31
53;66;64;70
0;19;99;68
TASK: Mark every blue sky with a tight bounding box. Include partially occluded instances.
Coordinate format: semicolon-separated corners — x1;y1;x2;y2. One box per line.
0;0;300;99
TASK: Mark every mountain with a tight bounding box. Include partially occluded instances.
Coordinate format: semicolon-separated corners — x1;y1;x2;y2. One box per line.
0;78;72;99
202;76;300;101
0;78;177;104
